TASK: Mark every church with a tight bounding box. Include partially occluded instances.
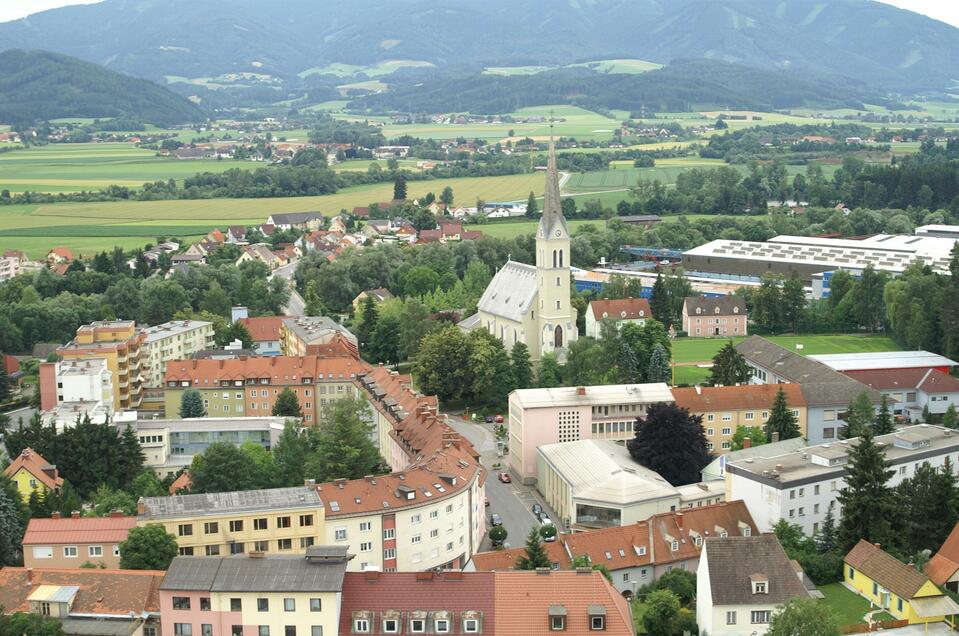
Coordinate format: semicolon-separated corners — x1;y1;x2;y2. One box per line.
458;141;577;361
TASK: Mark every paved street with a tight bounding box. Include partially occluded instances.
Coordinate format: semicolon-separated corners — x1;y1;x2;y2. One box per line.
445;413;562;553
2;405;35;426
269;261;305;316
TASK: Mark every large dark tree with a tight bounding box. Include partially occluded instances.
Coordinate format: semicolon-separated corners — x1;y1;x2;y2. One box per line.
627;402;711;486
873;395;895;435
272;388;304;418
304;397;384;482
179;389;206;418
119;524;178;570
188;443;266;494
707;340;750;387
837;427;896;552
765;386;801;442
896;459;959;555
510;341;533;390
649;274;671;328
515;526;551;570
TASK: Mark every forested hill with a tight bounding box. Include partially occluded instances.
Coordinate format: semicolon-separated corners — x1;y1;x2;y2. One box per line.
0;49;206;126
349;61;891;114
0;0;957;92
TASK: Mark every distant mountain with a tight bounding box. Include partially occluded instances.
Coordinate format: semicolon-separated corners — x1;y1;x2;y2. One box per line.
0;49;205;126
0;0;957;92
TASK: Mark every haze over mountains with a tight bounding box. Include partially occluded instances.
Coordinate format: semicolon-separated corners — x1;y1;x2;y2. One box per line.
0;0;958;93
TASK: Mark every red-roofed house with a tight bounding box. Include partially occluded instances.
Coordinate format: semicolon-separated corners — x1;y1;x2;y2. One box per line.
2;447;64;502
22;512;136;568
586;298;653;338
238;316;286;355
46;246;74;264
844;368;959;420
928;522;959;591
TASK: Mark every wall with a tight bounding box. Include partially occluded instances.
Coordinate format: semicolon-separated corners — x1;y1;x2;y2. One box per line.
24;540;122;569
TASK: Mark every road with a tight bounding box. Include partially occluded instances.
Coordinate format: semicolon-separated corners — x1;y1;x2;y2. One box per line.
445;414;562;552
269;260;305;316
2;405;35;426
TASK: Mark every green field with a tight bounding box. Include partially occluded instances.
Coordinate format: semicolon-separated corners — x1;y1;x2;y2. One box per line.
818;583;894;626
0;173;545;257
473;219;605;239
484;58;662;77
672;335;901;365
298;60;435;79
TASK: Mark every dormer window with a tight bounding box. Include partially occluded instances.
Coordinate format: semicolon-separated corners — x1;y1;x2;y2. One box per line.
733;306;740;314
602;312;608;318
751;574;769;595
671;541;679;551
549;606;567;631
714;307;721;314
696;307;702;315
639;311;645;317
620;311;627;318
589;605;607;631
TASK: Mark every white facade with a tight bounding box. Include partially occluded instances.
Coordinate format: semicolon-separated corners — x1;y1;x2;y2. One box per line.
0;254;20;281
140;320;215;387
42;358;138;432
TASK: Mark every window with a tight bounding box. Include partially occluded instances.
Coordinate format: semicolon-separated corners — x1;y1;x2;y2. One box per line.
300;514;313;527
897;598;904;613
873;582;879;595
434;619;450;633
707;414;715;422
382;619;399;633
410;618;426;633
284;598;296;612
311;628;323;636
384;528;395;540
430;510;439;519
172;597;191;610
88;545;103;557
353;620;370;633
411;534;422;544
464;619;480;633
622;573;630;582
254;540;269;552
814;485;820;495
230;543;244;555
254;518;268;531
430;529;439;539
202;626;213;636
277;516;291;529
754;582;767;594
178;524;193;537
112;544;120;556
721;427;731;435
384;548;396;560
335;527;347;541
310;598;322;612
205;545;221;556
63;546;77;558
258;628;269;636
551;616;566;631
726;611;737;625
229;520;244;532
200;597;211;611
411;513;421;524
278;538;293;550
745;412;754;421
590;616;606;631
231;629;243;636
360;542;373;552
300;537;315;549
257;598;269;612
204;522;219;534
359;521;372;532
231;598;242;612
174;625;192;636
751;611;771;624
848;567;855;580
145;629;158;636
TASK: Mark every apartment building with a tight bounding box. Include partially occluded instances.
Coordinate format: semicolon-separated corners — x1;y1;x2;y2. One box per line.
163;355;369;423
140;320;215;387
238;316;285;356
138;486;327;557
681;296;748;337
57;321;146;410
508;383;674;483
22;512;135;569
159;546;350;636
280;316;358;358
672;384;808;453
727;424;959;535
38;357;117;431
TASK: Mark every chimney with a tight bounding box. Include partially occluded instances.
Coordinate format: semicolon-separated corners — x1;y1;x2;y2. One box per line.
575;567;592;575
416;572;434;581
576;387;586;396
365;570;380;581
743;438;752;449
71;511;80;519
109;510;125;518
26;568;33;583
136;497;146;516
535;567;551;576
676;512;684;529
771;432;780;443
51;512;61;520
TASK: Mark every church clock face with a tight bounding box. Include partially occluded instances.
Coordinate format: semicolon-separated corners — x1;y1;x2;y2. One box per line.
554;230;562;237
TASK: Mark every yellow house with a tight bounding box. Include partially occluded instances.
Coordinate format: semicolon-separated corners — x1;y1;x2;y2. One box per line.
845;539;959;627
2;448;63;502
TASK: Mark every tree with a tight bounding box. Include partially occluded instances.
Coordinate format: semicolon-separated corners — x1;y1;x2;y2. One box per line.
841;392;875;439
651;569;696;606
199;280;231;317
272;422;310;487
272;388;304;418
873;394;895;435
305;397;383;482
649;274;671;327
510;342;533;390
765;386;801;442
131;471;166;500
179;389;206;418
0;486;25;566
816;502;838;554
189;443;265;494
627;403;711;486
539;523;557;542
0;364;9;402
488;524;507;546
119;524;178;570
525;191;538;219
731;425;766;451
90;485;137;516
439;186;454;207
618;341;641;384
515;526;551;570
356;294;379;355
781;273;806;331
413;325;472;402
944;404;959;429
468;331;512;405
897;459;959;555
837;426;896;552
0;612;66;636
646;343;671;383
393;175;407;201
767;598;840;636
537;354;562;388
303;280;326;316
642;589;681;636
707;341;750;387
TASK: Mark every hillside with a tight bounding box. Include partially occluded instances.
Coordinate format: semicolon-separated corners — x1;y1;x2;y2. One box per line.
0;49;206;126
0;0;957;92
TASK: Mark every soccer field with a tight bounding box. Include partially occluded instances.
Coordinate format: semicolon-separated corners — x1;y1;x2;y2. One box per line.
672;334;902;365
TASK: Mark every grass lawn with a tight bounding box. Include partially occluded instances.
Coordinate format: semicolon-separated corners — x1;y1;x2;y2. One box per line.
673;365;712;386
475;219;604;240
818;583;895;626
630;598;647;634
671;335;902;365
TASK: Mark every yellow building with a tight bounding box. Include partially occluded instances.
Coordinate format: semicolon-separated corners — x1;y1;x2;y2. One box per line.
845;539;959;626
58;321;145;411
280;316;358;357
2;448;64;502
139;320;215;388
137;486;327;557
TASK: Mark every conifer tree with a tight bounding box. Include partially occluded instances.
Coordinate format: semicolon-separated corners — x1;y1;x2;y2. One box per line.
516;526;551;570
765;386;801;442
525;191;538;219
618;341;641;384
356;294;379;354
841;392;875;439
873;395;895;435
179;389;206;418
272;388;304;418
816;502;837;554
707;340;751;387
510;342;533;390
649;274;671;328
837;427;896;552
646;343;671;384
943;404;959;429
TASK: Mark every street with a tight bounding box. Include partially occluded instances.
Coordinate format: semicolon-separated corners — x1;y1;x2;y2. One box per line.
268;260;305;316
445;413;562;552
2;405;35;427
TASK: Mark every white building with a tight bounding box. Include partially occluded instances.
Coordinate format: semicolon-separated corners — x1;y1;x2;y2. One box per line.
727;424;959;535
41;358;135;431
139;320;215;388
584;298;653;339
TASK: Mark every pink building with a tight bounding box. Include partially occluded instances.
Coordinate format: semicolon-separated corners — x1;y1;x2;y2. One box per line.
507;383;674;484
681;296;748;337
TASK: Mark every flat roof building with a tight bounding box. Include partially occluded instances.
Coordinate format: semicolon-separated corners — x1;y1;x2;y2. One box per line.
808;350;957;373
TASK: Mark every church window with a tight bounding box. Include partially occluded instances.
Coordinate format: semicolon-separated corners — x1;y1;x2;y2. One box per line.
559;250;564;267
556;277;561;287
556;301;561;310
552;250;558;268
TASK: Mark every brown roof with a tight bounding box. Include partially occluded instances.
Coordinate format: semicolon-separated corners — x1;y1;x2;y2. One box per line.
845;539;931;599
0;567;164;616
169;471;192;495
2;448;64;491
470;542;571;571
927;523;959;586
48;246;74;261
845;368;959;393
164;355;369;386
672;384;807;413
23;516;136;546
589;297;653;321
704;535;810;606
238;316;285;342
684;296;747;316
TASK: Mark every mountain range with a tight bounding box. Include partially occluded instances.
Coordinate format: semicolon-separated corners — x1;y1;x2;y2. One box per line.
0;0;957;92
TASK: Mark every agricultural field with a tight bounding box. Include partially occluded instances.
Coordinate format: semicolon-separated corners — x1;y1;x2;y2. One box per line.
483;58;662;76
0;172;545;257
298;60;435;79
472;219;605;240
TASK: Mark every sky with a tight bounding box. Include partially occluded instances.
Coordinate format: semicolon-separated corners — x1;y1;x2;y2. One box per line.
1;0;959;26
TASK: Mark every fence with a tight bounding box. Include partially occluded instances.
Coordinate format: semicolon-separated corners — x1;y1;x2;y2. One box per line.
840;619;909;634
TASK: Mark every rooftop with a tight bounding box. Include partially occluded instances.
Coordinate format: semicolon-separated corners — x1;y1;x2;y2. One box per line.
673;383;806;413
845;540;933;600
2;447;64;491
844;368;959;394
477;260;538;323
704;535;810;606
589;297;653;321
140;320;212;343
808;350;958;372
926;523;959;586
164;355;369;386
140;486;323;521
511;383;674;409
23;515;136;546
683;296;747;316
282;316;357;345
0;567;164;616
133;416;287;433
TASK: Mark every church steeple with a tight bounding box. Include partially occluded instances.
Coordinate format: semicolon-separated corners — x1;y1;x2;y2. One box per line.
537;135;570;241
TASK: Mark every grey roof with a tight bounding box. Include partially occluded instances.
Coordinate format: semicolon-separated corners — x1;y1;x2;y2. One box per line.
269;211;324;224
140;486;322;521
704;535;810;606
701;437;808;481
537;141;570;240
61;619;141;636
162;549;351;592
477;261;538;322
736;336;881;407
683;295;747;316
282;316;357;345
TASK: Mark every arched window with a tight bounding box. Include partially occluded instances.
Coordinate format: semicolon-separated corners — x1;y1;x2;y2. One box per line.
559;250;564;268
552;250;558;268
554;325;563;348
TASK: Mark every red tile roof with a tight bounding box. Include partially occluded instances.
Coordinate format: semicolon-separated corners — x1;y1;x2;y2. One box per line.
239;316;285;343
845;368;959;393
164;355;369;386
47;246;74;261
0;567;164;616
169;471;192;495
589;297;653;321
672;384;807;413
469;542;571;571
2;448;64;491
23;516;136;546
926;522;959;585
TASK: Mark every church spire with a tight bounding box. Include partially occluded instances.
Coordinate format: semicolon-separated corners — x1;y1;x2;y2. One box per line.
538;132;569;240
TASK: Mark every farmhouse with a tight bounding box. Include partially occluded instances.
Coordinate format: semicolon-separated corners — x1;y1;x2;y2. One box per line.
267;211;324;231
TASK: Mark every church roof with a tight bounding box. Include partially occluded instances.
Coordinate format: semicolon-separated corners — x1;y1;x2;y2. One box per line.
477;261;538;322
537;141;570;240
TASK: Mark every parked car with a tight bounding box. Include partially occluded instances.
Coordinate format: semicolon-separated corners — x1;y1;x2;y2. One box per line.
498;472;512;484
531;503;543;518
484;415;494;423
495;414;504;423
490;513;503;526
539;515;553;527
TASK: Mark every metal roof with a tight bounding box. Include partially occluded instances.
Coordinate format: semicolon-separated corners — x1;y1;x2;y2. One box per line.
511;383;673;409
140;486;322;521
161;551;352;593
808;350;958;371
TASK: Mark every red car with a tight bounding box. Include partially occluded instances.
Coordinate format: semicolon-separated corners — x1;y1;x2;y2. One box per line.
495;414;504;423
498;472;511;484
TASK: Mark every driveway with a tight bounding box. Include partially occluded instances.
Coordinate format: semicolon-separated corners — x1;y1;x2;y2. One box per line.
876;623;953;636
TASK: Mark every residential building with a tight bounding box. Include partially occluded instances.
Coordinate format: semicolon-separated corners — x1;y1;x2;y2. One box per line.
47;246;75;264
267;211;325;231
536;439;724;530
38;357;117;431
238;316;285;356
807;350;957;374
681;296;748;337
140;320;215;388
22;512;136;569
138;486;327;558
280;316;359;358
57;321;146;411
672;385;807;453
845;540;959;626
585;298;653;339
162;355;368;424
926;523;959;592
470;501;757;596
0;567;163;636
842;368;959;420
507;384;674;484
700;438;807;483
737;336;881;442
3;447;63;502
133;416;287;479
458;142;578;362
697;535;812;636
159;546;350;636
727;424;959;535
236;243;283;270
352;288;394;311
0;250;21;281
916;224;959;239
